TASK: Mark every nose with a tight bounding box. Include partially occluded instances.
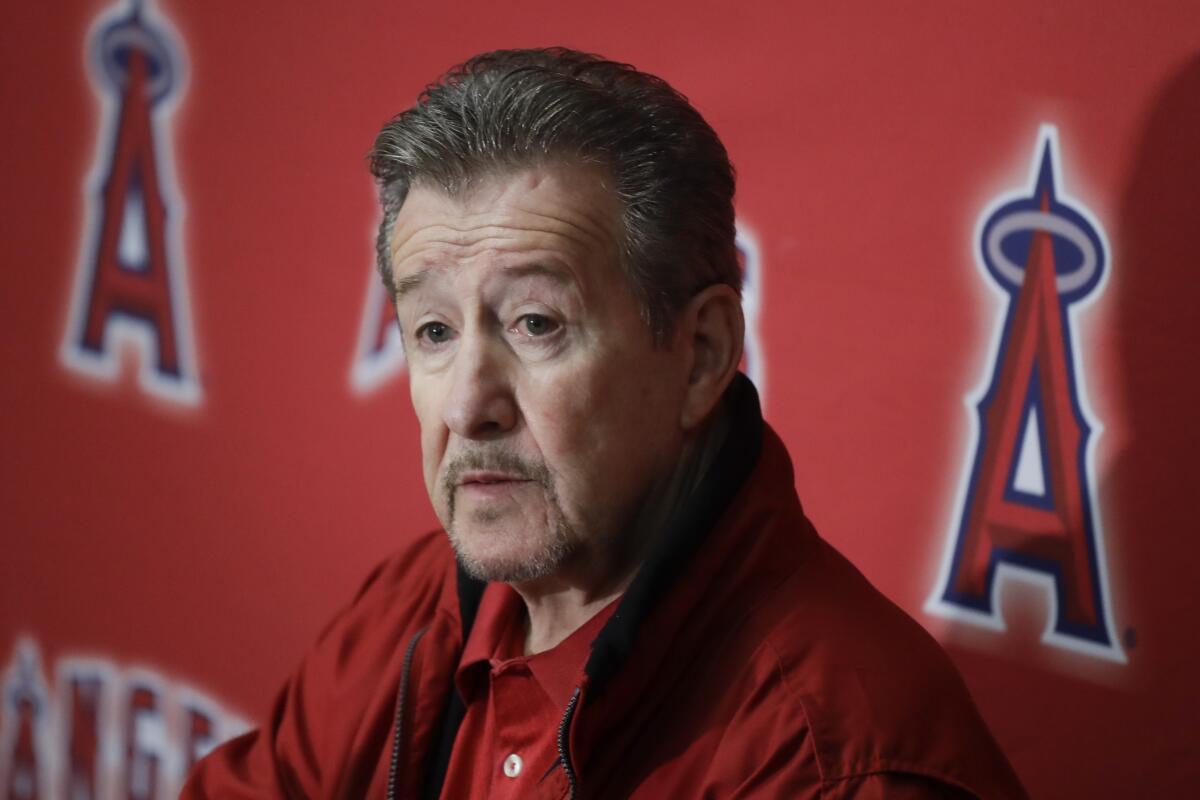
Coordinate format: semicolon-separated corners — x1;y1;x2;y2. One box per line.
441;331;518;439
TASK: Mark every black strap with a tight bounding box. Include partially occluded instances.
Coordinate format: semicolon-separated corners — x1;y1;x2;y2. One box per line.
583;373;763;692
420;565;485;798
419;687;467;800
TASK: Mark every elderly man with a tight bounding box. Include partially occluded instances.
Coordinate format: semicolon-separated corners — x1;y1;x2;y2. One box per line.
185;49;1026;798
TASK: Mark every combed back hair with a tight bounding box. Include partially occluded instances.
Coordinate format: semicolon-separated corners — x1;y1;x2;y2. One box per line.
368;47;739;341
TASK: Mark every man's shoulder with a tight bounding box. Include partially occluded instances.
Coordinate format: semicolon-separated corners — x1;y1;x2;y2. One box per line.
339;528;458;624
759;533;960;688
745;532;1023;797
351;528;455;600
302;528;458;668
297;529;459;719
181;530;459;798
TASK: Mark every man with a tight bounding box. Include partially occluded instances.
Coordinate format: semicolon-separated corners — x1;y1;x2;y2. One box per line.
185;49;1027;798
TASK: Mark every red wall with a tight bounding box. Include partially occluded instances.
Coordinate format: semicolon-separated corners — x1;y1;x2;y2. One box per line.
3;0;1198;796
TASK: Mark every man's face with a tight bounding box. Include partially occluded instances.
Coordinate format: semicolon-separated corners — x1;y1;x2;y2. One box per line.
390;164;688;584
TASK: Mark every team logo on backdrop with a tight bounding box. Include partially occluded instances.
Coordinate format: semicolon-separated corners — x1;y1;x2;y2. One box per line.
351;224;768;399
927;125;1122;662
350;259;403;393
0;637;245;799
61;0;201;405
734;227;766;396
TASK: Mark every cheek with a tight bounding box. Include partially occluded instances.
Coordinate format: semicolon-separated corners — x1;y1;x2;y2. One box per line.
524;358;666;480
518;380;581;460
409;380;448;499
420;429;443;496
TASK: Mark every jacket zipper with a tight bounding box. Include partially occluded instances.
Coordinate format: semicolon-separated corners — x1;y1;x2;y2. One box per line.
556;687;581;799
386;627;429;800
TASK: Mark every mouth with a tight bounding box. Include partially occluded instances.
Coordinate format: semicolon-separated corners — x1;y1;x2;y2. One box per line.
458;470;531;486
442;455;549;519
455;471;535;497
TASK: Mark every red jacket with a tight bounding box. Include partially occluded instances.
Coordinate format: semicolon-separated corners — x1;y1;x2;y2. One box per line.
184;378;1027;799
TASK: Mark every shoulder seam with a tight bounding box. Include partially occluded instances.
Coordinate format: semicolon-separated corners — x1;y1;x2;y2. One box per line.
762;636;828;787
819;762;982;797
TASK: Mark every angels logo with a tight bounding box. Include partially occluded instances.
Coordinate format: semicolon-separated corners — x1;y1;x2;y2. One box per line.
351;224;768;401
0;638;246;799
350;258;403;394
61;0;201;406
927;125;1123;662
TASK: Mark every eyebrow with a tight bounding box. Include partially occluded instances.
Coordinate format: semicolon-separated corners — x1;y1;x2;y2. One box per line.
393;262;575;297
394;270;429;297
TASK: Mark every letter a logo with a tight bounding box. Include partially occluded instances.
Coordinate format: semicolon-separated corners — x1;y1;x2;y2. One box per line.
928;126;1123;662
61;0;200;405
350;269;403;394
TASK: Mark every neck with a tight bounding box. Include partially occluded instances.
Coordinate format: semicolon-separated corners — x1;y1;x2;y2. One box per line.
512;403;730;654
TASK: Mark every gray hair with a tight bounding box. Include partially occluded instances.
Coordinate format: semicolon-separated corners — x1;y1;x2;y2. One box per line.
367;47;739;341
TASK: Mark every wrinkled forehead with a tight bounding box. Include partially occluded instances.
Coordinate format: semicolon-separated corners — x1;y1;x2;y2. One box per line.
388;163;626;287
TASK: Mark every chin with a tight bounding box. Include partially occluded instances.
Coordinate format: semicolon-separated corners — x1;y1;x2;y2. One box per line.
448;519;574;584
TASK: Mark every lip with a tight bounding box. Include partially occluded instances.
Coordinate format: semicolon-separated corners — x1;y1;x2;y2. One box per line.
456;471;532;487
454;472;537;500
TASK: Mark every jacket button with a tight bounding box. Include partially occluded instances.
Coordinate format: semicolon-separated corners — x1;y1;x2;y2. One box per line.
503;753;523;778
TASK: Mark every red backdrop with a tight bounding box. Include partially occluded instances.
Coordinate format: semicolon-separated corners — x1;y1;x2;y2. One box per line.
3;1;1198;796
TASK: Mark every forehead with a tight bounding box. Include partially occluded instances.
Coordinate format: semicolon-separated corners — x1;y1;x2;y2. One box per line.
388;164;624;289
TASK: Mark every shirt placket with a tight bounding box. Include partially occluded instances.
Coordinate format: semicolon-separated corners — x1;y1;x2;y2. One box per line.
488;660;551;799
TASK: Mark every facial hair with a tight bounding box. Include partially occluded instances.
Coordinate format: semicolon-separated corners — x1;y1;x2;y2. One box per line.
441;447;576;583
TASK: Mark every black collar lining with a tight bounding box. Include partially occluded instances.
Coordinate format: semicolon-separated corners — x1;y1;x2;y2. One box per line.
582;374;763;692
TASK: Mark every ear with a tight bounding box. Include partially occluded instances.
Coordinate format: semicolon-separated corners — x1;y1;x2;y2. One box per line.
678;284;744;430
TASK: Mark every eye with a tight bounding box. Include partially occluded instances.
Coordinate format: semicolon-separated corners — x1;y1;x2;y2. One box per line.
415;321;454;345
515;314;559;337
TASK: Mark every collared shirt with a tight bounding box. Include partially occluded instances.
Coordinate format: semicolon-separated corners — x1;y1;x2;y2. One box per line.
438;582;619;799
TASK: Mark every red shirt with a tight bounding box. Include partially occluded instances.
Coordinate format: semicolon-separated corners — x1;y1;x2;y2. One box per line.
438;583;618;799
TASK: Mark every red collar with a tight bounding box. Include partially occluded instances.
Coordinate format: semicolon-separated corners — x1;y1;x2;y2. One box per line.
455;582;619;709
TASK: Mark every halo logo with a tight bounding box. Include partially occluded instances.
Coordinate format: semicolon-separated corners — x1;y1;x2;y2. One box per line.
61;0;201;406
927;125;1123;662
